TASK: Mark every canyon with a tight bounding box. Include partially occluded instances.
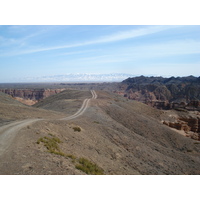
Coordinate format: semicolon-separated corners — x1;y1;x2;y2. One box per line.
0;88;65;105
115;75;200;110
1;76;200;141
114;76;200;140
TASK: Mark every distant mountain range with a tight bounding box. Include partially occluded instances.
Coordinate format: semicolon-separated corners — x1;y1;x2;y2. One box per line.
21;73;137;82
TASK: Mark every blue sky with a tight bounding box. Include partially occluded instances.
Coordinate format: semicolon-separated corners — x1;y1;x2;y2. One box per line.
0;25;200;82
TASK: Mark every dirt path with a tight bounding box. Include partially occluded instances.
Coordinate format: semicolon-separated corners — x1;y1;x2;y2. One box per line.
91;90;97;99
0;90;97;156
61;90;97;120
0;119;42;156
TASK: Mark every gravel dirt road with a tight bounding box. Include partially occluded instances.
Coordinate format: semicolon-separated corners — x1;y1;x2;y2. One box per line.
0;119;42;156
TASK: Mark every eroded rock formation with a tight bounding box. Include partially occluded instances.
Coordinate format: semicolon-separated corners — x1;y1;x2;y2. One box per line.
0;88;65;105
163;114;200;141
115;76;200;141
114;76;200;111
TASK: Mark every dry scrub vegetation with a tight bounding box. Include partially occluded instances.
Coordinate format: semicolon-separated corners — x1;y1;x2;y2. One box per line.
72;126;81;132
36;134;104;175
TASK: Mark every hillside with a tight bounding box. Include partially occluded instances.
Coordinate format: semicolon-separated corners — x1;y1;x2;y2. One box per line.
0;92;65;126
0;90;200;175
33;90;92;115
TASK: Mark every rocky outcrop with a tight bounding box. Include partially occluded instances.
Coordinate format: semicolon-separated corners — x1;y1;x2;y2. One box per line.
43;89;65;99
163;115;200;141
163;120;191;132
115;76;200;111
0;88;65;105
180;117;200;133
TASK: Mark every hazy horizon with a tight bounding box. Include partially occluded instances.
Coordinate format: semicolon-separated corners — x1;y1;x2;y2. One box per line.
0;25;200;83
0;73;200;84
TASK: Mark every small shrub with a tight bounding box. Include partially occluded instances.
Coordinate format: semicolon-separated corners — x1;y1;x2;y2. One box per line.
75;157;104;175
187;149;193;152
73;126;81;132
37;136;102;175
37;136;61;152
37;136;78;161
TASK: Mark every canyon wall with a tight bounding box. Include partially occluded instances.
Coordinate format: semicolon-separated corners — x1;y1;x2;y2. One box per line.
115;76;200;111
0;88;65;105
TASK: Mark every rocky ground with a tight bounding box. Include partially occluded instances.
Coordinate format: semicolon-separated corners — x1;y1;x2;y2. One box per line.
0;90;200;175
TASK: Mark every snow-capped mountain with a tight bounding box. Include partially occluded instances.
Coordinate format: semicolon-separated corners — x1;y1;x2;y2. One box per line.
21;73;137;82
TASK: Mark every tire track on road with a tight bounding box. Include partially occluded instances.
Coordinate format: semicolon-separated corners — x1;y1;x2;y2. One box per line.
61;90;97;120
0;119;42;156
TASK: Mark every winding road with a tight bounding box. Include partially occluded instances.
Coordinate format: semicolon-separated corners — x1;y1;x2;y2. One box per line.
0;90;97;156
61;89;97;120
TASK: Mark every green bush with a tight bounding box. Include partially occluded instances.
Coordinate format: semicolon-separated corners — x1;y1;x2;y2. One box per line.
73;126;81;132
75;157;104;175
37;136;61;153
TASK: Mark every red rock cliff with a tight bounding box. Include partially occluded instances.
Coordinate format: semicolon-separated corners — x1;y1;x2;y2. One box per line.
0;88;64;102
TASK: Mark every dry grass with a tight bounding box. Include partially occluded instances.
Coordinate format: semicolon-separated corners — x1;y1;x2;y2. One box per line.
37;135;77;159
37;135;103;174
37;135;61;153
75;157;104;175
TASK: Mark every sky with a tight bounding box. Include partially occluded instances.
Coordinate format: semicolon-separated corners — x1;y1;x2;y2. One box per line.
0;25;200;82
